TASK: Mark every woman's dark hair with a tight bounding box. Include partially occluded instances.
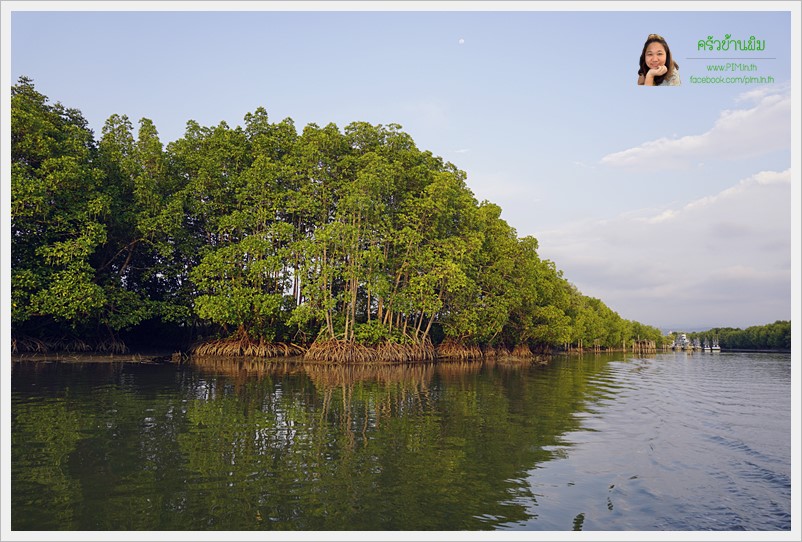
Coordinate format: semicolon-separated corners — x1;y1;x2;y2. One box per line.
638;33;679;86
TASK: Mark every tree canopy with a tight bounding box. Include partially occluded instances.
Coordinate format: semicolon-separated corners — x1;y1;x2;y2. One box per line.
685;321;791;351
11;77;669;359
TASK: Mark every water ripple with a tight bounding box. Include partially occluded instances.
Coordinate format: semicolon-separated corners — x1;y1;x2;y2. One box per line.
521;352;791;531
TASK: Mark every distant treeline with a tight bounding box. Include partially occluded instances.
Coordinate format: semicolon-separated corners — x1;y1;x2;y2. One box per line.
12;77;666;360
685;321;791;351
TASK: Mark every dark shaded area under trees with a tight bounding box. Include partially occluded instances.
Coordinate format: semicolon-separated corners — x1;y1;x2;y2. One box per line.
12;77;680;361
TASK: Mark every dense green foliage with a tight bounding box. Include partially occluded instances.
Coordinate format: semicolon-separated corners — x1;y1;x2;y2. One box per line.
11;77;668;355
686;321;791;351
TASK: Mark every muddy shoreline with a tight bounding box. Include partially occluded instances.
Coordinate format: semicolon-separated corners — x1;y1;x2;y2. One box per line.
10;351;180;363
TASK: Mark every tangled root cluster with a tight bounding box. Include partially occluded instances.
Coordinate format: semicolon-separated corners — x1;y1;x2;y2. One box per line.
304;339;435;364
11;335;128;354
435;340;483;361
192;337;305;358
510;343;535;359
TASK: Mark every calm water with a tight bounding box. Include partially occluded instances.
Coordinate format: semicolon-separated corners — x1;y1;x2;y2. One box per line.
11;351;791;531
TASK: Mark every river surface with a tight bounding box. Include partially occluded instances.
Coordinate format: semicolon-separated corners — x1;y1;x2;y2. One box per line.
10;351;792;532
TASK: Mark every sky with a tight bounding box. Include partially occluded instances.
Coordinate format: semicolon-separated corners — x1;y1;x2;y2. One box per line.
3;2;799;332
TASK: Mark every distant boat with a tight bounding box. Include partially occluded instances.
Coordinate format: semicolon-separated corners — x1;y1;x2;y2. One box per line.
672;333;691;351
711;336;721;352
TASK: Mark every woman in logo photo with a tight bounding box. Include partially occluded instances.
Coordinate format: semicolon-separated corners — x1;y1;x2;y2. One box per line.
638;33;681;86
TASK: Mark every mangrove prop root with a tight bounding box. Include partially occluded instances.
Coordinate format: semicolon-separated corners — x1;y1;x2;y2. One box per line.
436;340;534;361
10;335;129;354
191;337;306;358
436;340;483;360
304;339;436;364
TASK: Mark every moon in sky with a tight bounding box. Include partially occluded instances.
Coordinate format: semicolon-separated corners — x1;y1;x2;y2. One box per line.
458;38;465;45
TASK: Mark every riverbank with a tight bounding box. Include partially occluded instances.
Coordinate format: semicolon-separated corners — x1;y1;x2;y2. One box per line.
10;351;181;363
11;350;551;366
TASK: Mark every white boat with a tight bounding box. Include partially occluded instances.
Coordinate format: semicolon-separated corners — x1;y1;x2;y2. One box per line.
672;333;691;351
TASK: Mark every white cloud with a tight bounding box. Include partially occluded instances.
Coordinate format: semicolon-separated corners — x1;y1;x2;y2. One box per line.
646;169;790;222
537;169;791;329
600;90;790;169
734;81;791;104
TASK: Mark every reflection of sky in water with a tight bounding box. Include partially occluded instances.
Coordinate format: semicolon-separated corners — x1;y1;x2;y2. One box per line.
504;352;791;531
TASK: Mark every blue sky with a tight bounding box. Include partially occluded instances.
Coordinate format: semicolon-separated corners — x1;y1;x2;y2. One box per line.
5;3;799;331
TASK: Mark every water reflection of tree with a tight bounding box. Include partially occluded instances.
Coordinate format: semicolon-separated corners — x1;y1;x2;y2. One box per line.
304;362;436;440
180;358;561;529
12;361;192;529
11;395;82;529
12;356;617;530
